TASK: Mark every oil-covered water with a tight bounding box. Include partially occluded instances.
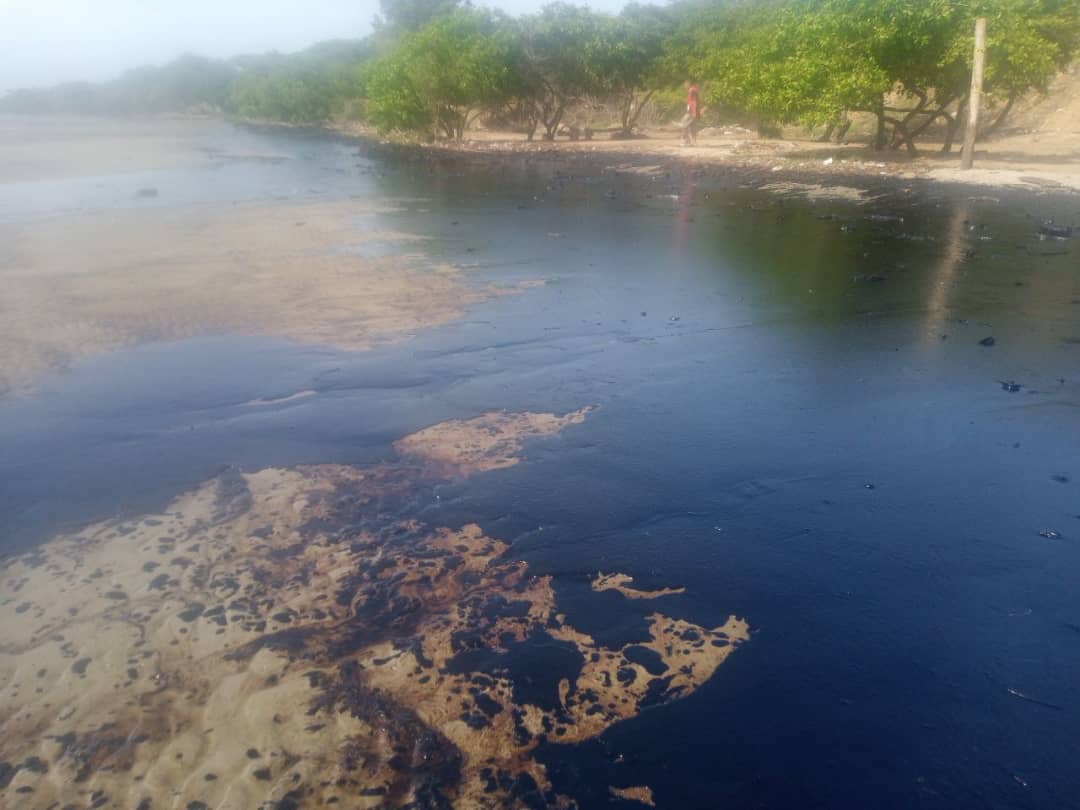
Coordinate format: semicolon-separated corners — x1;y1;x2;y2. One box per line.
1;118;1078;809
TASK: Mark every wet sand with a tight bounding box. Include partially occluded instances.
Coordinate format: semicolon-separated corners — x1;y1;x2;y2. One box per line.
0;199;520;397
0;116;224;184
0;409;748;808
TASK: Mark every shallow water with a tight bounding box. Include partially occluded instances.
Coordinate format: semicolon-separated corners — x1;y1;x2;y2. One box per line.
2;118;1079;808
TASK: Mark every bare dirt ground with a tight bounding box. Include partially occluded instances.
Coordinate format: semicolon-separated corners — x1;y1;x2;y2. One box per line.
340;68;1080;194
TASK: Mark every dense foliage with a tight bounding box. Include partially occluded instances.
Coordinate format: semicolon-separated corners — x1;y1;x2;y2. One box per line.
0;45;370;124
1;54;235;115
3;0;1078;150
673;0;1080;150
365;10;524;139
229;41;373;123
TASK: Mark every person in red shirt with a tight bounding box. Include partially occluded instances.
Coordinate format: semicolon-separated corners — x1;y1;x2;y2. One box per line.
680;80;701;146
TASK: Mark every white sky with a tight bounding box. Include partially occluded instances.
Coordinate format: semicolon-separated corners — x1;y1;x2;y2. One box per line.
0;0;629;93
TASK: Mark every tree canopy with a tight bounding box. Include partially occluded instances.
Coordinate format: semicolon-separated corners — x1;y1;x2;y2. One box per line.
675;0;1080;149
228;41;373;123
374;0;466;36
365;9;523;139
3;0;1078;151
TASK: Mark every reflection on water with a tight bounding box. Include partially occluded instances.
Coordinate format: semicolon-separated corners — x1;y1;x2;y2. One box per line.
671;172;696;256
921;202;970;347
1;117;1080;809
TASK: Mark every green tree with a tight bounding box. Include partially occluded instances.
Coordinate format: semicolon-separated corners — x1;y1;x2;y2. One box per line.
5;0;1076;150
517;4;608;140
590;4;675;135
227;39;373;123
941;0;1080;145
118;54;236;112
374;0;465;36
0;54;237;114
365;10;522;139
683;0;1080;152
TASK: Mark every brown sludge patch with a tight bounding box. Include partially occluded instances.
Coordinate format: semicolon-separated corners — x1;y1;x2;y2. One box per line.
609;785;656;806
591;573;686;600
0;410;748;808
394;407;593;475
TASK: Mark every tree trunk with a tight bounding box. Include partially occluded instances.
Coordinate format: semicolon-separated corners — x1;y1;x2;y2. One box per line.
620;92;633;133
873;100;887;151
942;97;967;154
942;119;959;154
460;108;483;140
904;95;954;143
887;96;928;149
534;98;553;140
834;118;852;143
980;91;1016;137
625;89;655;134
543;103;564;140
960;17;988;170
884;116;917;154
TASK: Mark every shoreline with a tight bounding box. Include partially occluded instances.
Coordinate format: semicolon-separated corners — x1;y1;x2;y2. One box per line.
313;120;1080;197
2;111;1074;400
4;111;1076;196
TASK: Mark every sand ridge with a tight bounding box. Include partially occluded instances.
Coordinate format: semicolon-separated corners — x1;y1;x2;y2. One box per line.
0;409;748;808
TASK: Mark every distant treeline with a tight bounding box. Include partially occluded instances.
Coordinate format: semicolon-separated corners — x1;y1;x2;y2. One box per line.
0;42;373;124
3;0;1077;152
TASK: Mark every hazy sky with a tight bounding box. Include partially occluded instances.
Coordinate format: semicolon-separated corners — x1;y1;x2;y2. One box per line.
1;0;628;93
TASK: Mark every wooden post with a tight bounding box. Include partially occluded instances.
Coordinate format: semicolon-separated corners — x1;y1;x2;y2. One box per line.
961;17;987;170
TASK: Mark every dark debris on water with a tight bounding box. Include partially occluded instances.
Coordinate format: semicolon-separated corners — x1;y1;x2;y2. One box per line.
1038;221;1073;239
